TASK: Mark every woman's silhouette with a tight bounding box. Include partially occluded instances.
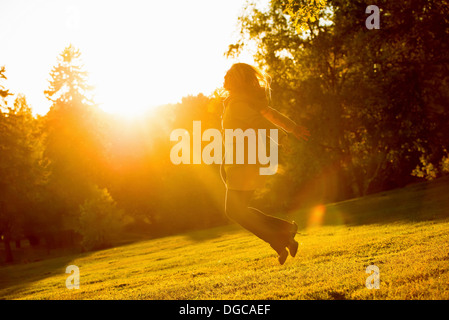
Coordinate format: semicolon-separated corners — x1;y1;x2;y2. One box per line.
221;63;310;265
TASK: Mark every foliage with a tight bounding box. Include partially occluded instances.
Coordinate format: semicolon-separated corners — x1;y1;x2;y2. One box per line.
227;0;449;209
103;93;227;236
283;0;328;33
0;66;12;101
42;45;108;235
77;186;125;251
0;91;47;262
44;44;94;105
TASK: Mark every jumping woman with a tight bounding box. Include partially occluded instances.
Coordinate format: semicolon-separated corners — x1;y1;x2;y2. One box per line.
221;63;310;265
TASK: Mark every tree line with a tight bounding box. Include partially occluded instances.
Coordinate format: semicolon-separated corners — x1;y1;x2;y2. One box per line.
226;0;449;210
0;46;226;263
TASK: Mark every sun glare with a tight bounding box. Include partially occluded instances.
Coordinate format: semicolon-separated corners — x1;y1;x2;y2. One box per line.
0;0;255;118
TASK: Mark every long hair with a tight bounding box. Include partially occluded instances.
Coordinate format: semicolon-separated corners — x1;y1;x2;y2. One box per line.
223;63;271;102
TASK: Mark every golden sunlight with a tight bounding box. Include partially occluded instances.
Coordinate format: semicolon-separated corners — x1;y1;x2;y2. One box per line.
0;0;254;117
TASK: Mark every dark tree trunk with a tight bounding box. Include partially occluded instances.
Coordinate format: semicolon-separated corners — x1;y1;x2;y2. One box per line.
3;237;13;263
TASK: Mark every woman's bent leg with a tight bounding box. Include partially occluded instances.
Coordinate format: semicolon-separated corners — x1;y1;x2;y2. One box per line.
225;189;294;254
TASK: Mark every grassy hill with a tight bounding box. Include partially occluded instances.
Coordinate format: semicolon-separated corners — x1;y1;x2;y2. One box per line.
1;176;449;300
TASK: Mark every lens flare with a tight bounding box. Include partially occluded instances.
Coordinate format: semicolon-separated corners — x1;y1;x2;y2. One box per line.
307;204;326;228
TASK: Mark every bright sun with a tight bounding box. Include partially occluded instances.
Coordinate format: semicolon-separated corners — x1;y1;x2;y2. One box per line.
1;0;257;118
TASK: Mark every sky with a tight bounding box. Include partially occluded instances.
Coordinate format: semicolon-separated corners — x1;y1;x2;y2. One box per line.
0;0;260;116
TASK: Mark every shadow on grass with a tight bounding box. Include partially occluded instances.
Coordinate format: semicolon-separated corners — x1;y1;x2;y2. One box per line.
0;223;239;299
0;248;91;299
291;175;449;230
0;237;151;299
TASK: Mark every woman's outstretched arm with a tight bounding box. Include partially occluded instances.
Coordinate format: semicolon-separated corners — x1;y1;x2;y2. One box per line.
260;106;310;141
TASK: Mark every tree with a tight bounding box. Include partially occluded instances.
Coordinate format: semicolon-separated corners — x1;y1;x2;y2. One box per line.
77;186;125;251
227;0;449;210
0;93;47;263
42;45;108;245
285;0;449;186
103;94;227;237
0;66;12;102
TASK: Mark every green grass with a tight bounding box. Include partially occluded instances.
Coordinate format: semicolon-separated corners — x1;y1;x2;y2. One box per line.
1;177;449;300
